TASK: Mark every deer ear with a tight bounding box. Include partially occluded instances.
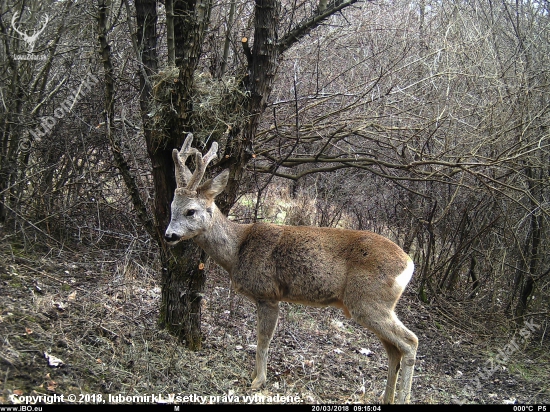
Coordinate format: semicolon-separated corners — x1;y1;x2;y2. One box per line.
197;169;229;200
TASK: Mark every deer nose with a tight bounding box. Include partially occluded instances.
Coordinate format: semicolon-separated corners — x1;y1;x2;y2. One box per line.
164;233;181;243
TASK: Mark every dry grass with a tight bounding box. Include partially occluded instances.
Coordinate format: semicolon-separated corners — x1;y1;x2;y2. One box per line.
0;240;548;405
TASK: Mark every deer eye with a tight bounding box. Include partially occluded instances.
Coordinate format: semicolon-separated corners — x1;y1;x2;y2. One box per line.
185;209;196;217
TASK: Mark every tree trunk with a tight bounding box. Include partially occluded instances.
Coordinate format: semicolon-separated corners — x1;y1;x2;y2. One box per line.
514;167;542;320
218;0;281;214
159;241;207;350
134;0;213;349
166;0;175;66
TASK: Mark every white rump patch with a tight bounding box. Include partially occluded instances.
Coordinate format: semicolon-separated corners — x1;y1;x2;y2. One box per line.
395;258;414;290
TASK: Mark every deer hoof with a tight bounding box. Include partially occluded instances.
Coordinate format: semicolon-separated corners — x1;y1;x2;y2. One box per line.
251;376;265;390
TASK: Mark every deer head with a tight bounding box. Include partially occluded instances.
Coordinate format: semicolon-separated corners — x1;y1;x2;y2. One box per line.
11;11;49;53
164;134;229;244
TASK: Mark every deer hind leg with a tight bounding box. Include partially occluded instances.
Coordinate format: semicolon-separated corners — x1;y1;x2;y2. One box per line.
394;318;418;404
380;314;417;404
251;300;279;389
350;305;418;404
380;339;403;404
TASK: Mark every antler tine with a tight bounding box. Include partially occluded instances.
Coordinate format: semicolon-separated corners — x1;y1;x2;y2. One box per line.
186;142;219;190
173;133;199;188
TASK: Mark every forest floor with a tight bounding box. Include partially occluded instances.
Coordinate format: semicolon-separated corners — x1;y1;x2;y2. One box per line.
0;240;548;405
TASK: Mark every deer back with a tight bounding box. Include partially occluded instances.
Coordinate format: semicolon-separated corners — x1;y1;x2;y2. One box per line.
231;222;410;306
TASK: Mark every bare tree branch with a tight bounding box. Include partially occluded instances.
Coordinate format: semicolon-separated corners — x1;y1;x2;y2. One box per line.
278;0;361;53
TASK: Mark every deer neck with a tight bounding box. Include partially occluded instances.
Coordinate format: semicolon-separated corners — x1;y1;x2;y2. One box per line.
193;205;249;273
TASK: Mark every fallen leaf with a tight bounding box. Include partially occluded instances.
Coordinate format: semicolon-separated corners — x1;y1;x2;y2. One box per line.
359;348;373;356
13;389;24;396
68;291;77;301
47;381;57;391
44;352;64;367
331;320;344;330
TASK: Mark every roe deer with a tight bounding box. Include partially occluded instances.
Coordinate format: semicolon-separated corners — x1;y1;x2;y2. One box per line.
164;135;418;404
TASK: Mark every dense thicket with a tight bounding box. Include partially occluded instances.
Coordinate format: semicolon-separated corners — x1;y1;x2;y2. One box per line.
1;0;548;341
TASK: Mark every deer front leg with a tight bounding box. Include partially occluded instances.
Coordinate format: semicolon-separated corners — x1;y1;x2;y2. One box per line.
251;300;279;389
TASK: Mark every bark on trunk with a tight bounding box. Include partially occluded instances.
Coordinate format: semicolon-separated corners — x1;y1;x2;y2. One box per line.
514;167;542;320
135;0;212;349
217;0;281;214
159;241;207;350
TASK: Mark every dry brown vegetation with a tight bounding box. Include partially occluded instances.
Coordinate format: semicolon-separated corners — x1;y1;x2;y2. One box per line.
1;236;548;405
